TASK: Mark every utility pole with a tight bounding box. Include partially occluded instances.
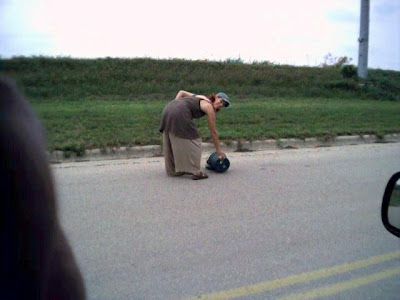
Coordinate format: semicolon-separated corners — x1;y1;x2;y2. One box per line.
358;0;370;79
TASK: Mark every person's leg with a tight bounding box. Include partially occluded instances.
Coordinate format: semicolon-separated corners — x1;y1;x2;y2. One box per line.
163;131;175;176
169;134;206;178
163;131;181;176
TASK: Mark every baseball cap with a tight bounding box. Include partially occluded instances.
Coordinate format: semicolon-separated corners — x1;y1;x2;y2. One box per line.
216;92;231;108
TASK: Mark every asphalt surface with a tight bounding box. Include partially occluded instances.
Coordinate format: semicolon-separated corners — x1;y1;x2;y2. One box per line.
53;143;400;299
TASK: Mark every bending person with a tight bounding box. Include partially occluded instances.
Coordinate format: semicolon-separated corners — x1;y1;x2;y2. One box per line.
159;90;230;180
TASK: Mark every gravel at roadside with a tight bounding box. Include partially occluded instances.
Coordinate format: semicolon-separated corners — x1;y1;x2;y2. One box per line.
49;134;400;163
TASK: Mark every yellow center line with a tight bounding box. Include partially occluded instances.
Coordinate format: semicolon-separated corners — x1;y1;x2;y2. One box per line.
278;267;400;300
186;251;400;300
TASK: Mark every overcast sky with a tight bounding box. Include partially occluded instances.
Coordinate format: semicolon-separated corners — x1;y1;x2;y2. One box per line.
1;0;399;70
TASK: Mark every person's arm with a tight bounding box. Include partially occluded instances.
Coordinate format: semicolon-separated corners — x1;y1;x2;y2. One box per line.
195;94;210;102
175;90;195;99
200;101;226;159
175;90;209;101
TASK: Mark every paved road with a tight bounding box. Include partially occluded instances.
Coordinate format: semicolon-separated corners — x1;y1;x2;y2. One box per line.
53;143;400;300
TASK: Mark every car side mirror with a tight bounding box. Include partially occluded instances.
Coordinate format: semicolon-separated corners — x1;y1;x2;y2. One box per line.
381;172;400;238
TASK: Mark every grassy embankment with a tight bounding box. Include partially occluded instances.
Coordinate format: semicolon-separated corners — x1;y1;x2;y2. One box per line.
391;186;400;207
1;57;400;155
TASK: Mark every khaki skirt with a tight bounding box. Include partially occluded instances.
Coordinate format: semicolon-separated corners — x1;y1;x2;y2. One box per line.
163;131;202;176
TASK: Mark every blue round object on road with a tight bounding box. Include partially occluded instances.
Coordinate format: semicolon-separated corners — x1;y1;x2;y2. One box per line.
206;152;230;173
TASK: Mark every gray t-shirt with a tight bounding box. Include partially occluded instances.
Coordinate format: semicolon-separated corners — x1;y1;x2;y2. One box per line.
159;96;206;139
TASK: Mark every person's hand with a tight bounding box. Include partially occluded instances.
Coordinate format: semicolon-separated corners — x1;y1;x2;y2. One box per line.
217;151;226;160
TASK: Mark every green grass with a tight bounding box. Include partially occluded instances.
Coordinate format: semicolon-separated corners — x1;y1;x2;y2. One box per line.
2;57;400;154
2;56;400;101
31;97;400;152
391;187;400;207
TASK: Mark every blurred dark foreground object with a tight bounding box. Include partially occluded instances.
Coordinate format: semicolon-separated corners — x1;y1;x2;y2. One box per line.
0;77;86;299
206;152;230;173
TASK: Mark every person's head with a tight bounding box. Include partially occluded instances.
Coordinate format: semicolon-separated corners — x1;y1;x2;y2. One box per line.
207;92;231;112
0;76;85;299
